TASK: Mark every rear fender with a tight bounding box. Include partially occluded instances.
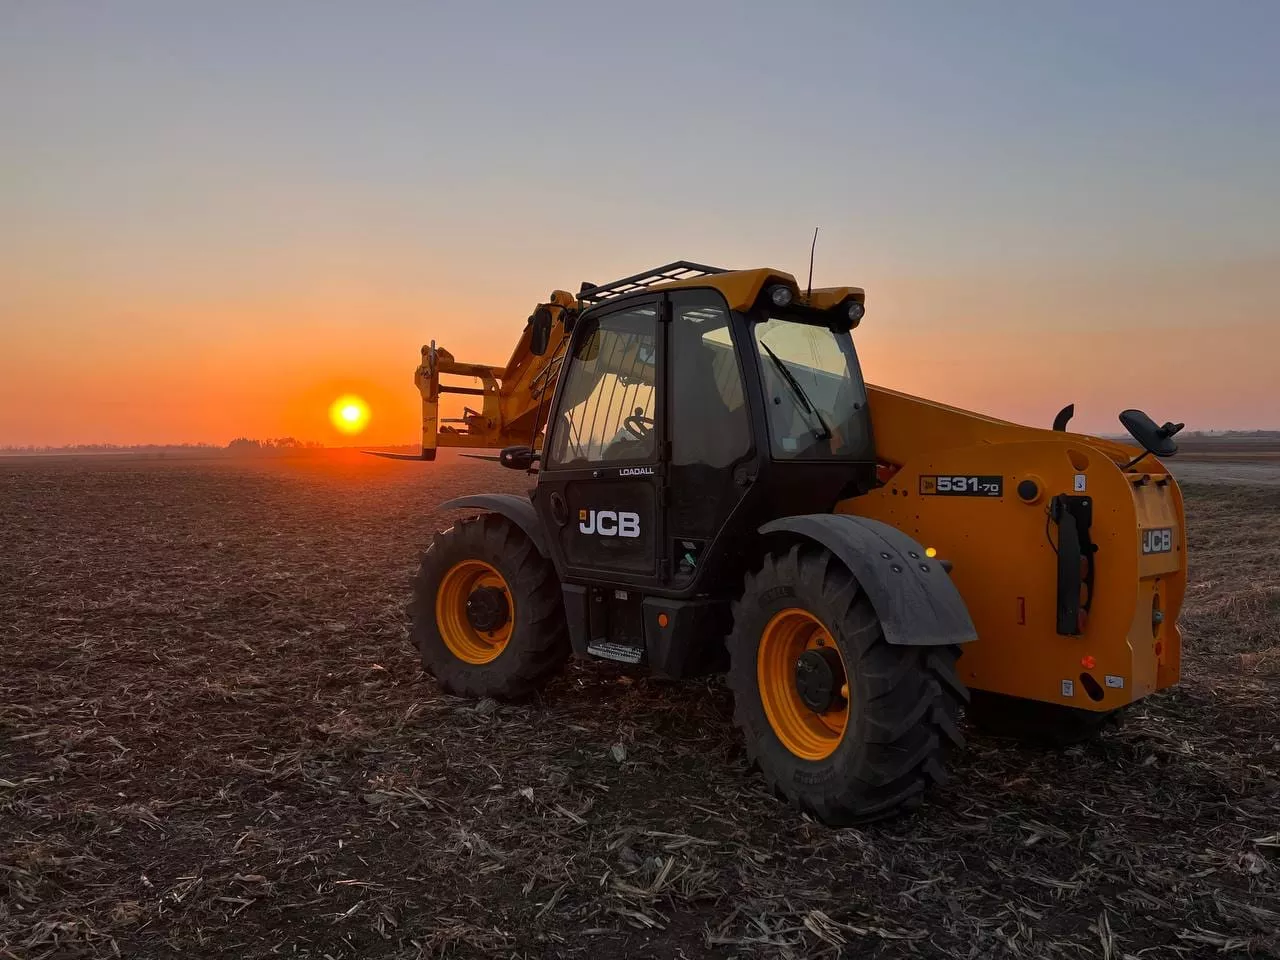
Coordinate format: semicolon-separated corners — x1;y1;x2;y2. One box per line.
439;494;549;557
759;514;977;647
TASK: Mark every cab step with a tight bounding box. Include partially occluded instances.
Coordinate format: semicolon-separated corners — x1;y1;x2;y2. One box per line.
586;641;646;665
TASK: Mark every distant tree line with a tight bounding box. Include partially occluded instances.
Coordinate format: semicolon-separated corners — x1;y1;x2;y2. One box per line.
1;438;326;457
225;437;326;455
2;442;215;453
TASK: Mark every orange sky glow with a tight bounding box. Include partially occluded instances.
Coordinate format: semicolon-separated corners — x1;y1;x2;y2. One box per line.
1;256;1276;448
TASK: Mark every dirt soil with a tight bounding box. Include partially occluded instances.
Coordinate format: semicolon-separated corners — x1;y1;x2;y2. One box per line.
1171;459;1280;488
2;452;1278;959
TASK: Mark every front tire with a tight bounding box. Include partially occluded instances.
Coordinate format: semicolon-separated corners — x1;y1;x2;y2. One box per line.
410;513;569;700
728;543;967;825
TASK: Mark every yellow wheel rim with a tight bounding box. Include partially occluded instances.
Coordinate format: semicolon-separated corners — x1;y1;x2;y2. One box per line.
757;608;849;761
435;560;513;664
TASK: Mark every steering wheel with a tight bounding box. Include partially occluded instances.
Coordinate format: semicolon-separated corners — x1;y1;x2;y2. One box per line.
623;407;655;440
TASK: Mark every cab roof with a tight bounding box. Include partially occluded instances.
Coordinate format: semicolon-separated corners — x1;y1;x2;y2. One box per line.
577;261;864;314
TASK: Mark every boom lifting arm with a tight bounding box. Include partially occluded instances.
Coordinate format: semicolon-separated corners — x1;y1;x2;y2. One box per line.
381;290;579;461
381;262;728;461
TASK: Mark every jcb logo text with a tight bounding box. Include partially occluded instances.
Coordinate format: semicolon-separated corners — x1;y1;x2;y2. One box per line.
579;510;640;538
1141;527;1173;554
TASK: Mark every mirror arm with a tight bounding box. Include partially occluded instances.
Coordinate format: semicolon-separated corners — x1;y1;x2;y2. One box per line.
1052;403;1075;432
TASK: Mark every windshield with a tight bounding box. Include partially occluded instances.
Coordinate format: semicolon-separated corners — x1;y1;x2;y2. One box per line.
753;315;871;460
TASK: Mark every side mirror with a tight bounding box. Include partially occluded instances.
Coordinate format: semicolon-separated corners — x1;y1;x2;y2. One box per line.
1119;409;1184;458
499;445;540;471
529;306;553;357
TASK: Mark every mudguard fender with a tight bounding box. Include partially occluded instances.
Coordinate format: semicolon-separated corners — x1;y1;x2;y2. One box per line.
759;514;977;647
439;494;549;557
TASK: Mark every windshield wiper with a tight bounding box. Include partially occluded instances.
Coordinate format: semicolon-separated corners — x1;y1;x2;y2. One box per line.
759;342;832;441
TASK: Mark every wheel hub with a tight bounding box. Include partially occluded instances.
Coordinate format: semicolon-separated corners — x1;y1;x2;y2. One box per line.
757;608;850;761
465;585;510;633
795;647;846;713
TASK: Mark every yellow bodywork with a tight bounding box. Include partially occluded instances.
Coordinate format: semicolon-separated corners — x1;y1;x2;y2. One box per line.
661;267;864;314
847;385;1184;711
412;266;1185;710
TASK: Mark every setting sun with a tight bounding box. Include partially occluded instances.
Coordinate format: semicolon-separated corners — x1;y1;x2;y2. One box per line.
328;394;370;436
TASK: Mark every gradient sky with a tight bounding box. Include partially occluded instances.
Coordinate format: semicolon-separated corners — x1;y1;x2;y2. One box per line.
3;0;1277;446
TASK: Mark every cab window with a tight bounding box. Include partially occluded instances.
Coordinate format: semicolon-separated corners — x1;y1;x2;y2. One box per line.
547;306;657;467
670;291;751;468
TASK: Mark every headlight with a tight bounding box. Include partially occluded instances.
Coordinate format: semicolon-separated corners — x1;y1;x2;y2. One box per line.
847;301;865;324
769;285;794;307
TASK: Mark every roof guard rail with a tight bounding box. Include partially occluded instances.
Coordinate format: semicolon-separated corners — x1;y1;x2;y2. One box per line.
578;261;728;306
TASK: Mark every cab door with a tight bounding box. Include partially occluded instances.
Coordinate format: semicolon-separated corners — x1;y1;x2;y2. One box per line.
534;296;666;588
665;288;757;590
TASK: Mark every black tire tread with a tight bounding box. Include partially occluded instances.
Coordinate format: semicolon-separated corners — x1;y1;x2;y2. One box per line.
727;543;967;825
408;514;569;701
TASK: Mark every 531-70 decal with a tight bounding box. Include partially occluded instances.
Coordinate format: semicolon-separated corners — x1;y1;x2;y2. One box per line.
920;475;1003;497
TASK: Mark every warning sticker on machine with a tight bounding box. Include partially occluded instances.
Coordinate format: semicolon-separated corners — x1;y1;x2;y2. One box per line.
1105;675;1125;689
919;475;1003;497
1061;679;1075;698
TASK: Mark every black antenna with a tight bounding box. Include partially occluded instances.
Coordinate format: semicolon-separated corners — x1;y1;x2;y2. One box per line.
806;227;819;299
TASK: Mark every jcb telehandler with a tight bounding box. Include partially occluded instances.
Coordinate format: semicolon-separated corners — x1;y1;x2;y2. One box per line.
384;262;1187;824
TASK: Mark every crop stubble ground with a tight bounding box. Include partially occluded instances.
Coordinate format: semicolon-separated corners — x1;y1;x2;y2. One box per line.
1;452;1277;959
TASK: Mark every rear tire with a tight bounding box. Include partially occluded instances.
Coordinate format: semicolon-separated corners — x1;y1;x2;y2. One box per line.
728;543;968;825
410;513;569;700
966;690;1121;747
